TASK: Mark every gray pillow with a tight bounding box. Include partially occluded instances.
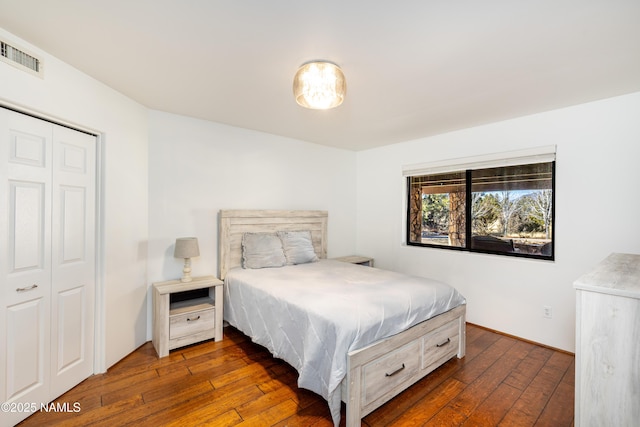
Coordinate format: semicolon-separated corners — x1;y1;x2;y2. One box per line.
277;230;319;265
242;233;286;269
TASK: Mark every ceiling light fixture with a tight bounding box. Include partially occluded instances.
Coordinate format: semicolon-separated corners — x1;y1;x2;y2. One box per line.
293;61;346;110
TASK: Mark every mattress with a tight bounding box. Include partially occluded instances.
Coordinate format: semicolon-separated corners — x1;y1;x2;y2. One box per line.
223;259;466;423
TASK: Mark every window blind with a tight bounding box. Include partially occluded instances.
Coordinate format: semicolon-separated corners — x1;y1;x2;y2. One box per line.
402;145;556;177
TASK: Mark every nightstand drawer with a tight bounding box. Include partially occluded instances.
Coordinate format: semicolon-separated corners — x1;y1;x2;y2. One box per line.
170;307;215;339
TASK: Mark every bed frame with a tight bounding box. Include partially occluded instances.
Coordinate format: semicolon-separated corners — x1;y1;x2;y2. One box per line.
218;209;466;426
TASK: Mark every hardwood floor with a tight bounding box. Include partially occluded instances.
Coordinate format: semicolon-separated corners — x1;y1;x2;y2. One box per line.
17;324;574;426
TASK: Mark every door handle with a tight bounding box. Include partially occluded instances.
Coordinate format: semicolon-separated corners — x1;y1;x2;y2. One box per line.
16;284;38;292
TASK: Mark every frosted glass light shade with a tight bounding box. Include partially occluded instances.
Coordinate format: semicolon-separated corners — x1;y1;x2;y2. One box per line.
293;61;346;109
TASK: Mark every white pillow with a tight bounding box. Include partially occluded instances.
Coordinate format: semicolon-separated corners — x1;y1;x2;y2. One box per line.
242;233;286;269
277;230;319;265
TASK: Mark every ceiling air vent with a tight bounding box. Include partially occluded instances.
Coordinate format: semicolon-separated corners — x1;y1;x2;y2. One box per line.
1;40;43;77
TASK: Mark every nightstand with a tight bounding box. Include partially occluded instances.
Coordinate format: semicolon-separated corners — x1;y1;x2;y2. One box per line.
152;275;223;358
332;255;374;267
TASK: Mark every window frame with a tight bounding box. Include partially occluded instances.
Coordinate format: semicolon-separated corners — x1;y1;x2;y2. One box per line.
404;150;556;261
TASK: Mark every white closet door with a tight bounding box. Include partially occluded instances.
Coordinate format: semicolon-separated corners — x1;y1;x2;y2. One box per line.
0;108;96;426
0;109;53;417
50;124;96;398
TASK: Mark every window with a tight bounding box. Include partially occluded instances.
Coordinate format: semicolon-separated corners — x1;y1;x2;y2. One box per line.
405;148;555;260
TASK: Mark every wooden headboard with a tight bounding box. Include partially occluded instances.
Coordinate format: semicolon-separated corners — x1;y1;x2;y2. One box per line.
218;209;328;279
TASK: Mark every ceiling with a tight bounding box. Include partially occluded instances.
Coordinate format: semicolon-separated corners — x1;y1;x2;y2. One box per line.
1;0;639;151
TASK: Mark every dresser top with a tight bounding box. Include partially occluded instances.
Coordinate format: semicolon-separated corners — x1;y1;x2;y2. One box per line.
574;253;640;298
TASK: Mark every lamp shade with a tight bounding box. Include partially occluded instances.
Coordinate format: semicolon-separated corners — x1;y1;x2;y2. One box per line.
293;61;346;109
174;237;200;259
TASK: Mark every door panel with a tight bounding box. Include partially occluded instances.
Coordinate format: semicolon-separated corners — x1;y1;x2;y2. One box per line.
5;297;48;401
60;185;86;263
0;109;52;425
55;286;85;373
50;124;95;397
9;127;46;168
9;181;46;271
60;141;87;173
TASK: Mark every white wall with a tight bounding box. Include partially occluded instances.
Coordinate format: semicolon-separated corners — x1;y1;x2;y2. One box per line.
0;28;149;369
4;23;639;363
356;91;640;352
147;111;358;332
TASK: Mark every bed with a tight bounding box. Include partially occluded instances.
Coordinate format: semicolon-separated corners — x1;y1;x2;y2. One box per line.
218;209;466;426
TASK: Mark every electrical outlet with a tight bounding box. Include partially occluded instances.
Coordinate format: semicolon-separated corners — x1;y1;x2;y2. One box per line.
543;305;552;318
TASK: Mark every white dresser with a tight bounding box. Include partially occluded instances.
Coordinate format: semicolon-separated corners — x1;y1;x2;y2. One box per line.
574;253;640;427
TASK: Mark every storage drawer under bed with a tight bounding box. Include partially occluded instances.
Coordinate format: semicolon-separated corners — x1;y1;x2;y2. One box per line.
422;318;460;372
362;340;421;406
359;316;461;411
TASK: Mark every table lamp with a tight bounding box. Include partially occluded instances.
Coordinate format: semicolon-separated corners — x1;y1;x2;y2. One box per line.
174;237;200;282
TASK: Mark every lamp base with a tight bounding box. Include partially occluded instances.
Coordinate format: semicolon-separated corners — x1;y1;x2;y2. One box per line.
181;258;193;282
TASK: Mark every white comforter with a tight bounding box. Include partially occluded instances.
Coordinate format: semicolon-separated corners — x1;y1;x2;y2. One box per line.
223;260;466;425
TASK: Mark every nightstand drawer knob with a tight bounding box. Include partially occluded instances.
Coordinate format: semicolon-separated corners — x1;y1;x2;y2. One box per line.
187;315;201;322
